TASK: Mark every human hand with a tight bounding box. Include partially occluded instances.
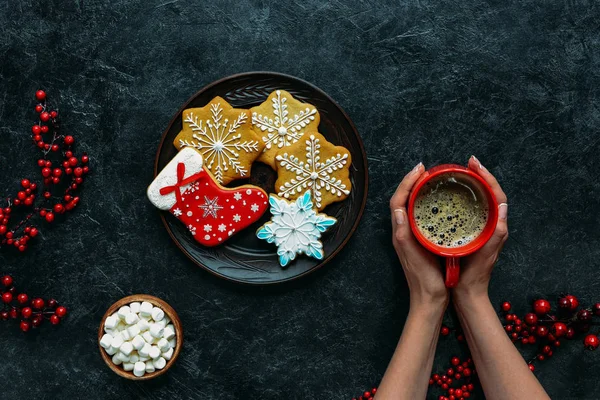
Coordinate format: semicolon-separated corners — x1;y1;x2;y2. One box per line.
390;163;448;309
454;156;508;299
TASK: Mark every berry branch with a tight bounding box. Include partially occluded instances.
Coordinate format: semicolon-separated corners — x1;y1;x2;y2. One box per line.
1;274;67;332
0;90;90;252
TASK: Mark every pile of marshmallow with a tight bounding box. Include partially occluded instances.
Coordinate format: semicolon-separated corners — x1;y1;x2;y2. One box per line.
100;301;176;377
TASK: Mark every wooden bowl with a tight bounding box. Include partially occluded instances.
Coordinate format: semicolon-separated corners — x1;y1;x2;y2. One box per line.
98;294;183;380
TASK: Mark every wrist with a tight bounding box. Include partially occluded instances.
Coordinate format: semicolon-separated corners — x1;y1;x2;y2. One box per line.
452;288;490;311
409;294;448;317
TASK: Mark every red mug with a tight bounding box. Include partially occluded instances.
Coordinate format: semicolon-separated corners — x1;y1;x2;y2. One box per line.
407;164;498;288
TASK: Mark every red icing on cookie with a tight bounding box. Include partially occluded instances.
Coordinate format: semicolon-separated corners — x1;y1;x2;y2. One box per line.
160;164;268;246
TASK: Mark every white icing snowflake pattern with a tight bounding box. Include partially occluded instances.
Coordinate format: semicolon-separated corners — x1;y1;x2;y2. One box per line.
199;196;223;219
183;182;200;195
218;224;227;232
179;103;260;183
276;134;350;209
188;224;197;236
252;90;318;150
251;204;259;212
233;192;242;201
172;208;182;217
233;214;241;223
256;191;336;267
203;224;212;232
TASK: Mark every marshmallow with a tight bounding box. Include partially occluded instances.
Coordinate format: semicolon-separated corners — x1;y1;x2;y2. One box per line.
112;354;123;365
133;361;145;377
104;328;116;337
120;341;134;356
100;334;113;349
153;357;166;370
157;338;171;352
145;361;155;374
116;352;130;363
151;307;165;322
127;324;141;338
132;335;145;350
129;353;139;363
142;331;154;344
156;319;168;329
114;322;126;332
123;362;134;372
139;302;153;317
120;330;131;341
137;318;150;332
125;312;139;325
149;345;161;360
139;356;150;362
163;325;175;341
129;302;141;314
139;342;151;358
162;347;174;361
105;345;118;356
149;323;164;338
169;338;176;349
104;315;119;330
117;305;131;320
153;336;162;345
111;335;124;349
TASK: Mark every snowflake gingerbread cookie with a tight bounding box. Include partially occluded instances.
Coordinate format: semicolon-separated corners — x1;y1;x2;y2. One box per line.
174;97;265;185
147;148;269;247
274;131;352;211
250;90;320;169
257;191;337;267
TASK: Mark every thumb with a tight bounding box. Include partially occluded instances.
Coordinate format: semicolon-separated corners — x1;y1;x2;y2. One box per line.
474;203;509;258
391;207;421;253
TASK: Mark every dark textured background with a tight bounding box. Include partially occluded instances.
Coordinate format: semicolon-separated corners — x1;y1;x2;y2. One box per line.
1;0;599;399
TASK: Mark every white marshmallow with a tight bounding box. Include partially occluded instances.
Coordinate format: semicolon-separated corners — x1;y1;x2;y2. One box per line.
157;338;170;352
105;345;118;356
112;354;123;365
153;336;161;345
151;307;165;322
153;357;166;370
114;322;126;332
163;325;175;340
117;306;131;320
127;324;141;338
139;302;153;317
169;338;176;349
120;341;134;356
125;312;139;325
139;356;150;362
104;328;116;337
139;342;151;358
133;362;145;377
164;316;171;324
100;333;113;349
111;335;124;349
132;335;145;350
149;323;164;338
162;347;174;361
104;315;119;330
120;330;131;341
149;345;161;360
129;353;139;363
123;362;134;372
116;352;130;363
156;319;168;329
129;302;141;314
137;318;150;332
145;361;155;374
142;331;154;344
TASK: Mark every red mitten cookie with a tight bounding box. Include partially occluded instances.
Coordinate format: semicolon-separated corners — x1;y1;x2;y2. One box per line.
147;148;268;246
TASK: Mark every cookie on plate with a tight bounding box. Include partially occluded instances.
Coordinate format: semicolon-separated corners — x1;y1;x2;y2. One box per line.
274;131;351;211
173;96;264;185
251;90;320;169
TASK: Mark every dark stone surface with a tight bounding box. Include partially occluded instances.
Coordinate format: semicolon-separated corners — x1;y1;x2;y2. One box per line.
0;0;599;399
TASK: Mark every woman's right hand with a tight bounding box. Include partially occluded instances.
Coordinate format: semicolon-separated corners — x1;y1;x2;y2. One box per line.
454;156;509;298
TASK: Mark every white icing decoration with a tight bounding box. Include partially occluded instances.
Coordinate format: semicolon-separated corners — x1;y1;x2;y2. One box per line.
252;90;317;150
199;196;222;219
218;224;227;232
172;208;182;217
233;192;242;201
187;225;197;236
203;224;212;232
178;102;260;184
147;148;203;210
245;189;251;195
256;191;337;267
233;214;241;223
276;135;350;209
186;211;193;217
204;234;210;240
251;204;259;212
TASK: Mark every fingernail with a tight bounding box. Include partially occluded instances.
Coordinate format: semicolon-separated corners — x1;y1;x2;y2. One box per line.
413;162;423;173
472;155;486;171
394;209;406;225
498;203;508;220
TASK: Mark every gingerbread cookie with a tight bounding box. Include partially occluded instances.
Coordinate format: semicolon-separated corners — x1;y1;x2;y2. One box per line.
257;190;337;267
147;148;269;247
174;97;264;185
251;90;320;169
274;132;352;211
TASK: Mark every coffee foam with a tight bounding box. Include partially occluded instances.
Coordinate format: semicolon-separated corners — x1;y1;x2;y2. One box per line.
413;174;488;248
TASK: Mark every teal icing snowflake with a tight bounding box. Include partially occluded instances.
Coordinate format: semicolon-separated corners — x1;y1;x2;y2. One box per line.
256;190;337;267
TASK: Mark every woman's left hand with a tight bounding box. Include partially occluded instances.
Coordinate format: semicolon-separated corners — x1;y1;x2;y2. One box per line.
389;163;448;309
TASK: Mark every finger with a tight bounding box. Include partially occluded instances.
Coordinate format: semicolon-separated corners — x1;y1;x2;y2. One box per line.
391;207;420;252
389;162;425;210
471;203;509;259
468;156;507;204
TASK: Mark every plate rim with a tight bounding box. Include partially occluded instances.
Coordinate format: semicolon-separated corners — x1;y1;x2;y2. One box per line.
153;71;369;285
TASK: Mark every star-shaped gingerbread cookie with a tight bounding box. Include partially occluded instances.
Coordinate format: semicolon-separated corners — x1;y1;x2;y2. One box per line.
274;131;352;211
174;96;264;185
251;90;320;169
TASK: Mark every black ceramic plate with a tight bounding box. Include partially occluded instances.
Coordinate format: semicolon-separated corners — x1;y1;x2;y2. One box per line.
154;72;368;284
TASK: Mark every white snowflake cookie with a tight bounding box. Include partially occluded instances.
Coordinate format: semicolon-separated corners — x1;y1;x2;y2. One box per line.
174;96;265;185
256;191;337;267
250;90;320;169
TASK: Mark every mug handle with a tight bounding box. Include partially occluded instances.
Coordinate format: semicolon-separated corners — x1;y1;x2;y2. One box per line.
445;257;460;288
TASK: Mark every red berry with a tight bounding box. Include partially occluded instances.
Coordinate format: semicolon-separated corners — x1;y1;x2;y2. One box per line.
74;167;83;177
455;389;463;398
29;227;38;237
50;111;58;119
82;155;89;163
35;104;43;113
537;354;545;361
521;337;529;344
565;295;579;311
2;292;13;303
536;326;548;337
524;312;538;325
9;308;17;319
48;299;58;308
559;297;571;310
528;364;535;372
533;299;551;315
32;125;41;135
32;316;42;327
577;309;592;321
528;335;537;344
2;275;13;287
45;212;55;223
501;301;511;312
551;322;567;338
40;111;50;122
53;204;64;214
37;159;45;167
451;357;460;366
20;320;31;332
505;325;513;332
20;179;30;188
41;125;49;133
35;90;46;101
441;326;450;336
50;314;60;325
32;298;45;309
364;392;371;398
463;368;472;377
55;306;67;317
64;135;74;145
17;293;28;304
584;334;599;350
69;157;78;167
456;334;465;342
51;144;59;152
447;368;454;376
52;168;62;177
41;167;51;177
593;303;600;316
21;307;32;319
